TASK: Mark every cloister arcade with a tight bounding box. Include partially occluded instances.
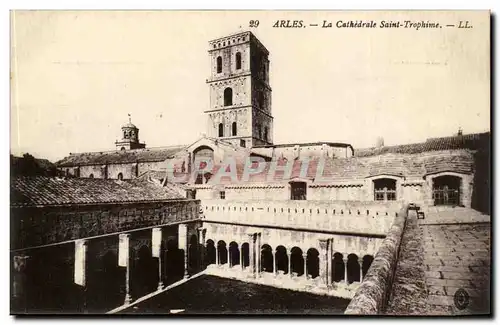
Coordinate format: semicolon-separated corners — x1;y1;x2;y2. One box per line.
203;238;374;286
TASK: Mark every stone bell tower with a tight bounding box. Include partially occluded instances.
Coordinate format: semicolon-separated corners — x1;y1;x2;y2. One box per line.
205;31;273;148
115;115;146;151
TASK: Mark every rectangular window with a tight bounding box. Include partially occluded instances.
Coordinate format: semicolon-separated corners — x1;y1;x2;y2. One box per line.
240;139;246;148
220;191;226;199
290;182;307;200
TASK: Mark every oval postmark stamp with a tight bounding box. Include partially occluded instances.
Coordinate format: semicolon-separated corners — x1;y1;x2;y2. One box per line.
454;288;470;310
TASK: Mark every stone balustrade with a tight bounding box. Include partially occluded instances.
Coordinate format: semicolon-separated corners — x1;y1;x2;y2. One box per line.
201;200;403;236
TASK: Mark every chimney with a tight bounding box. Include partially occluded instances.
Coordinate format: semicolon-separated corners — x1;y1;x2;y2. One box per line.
375;137;385;148
457;127;463;136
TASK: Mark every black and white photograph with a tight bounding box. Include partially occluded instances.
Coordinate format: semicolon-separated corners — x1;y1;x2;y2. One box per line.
9;10;491;316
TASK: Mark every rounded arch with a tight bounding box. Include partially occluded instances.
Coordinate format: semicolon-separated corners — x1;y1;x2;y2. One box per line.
261;244;273;273
347;254;360;284
205;239;216;266
332;252;345;283
224;88;233;106
275;245;289;274
362;255;374;278
229;242;240;268
193;145;215;160
306;248;319;279
241;243;250;268
88;174;94;179
290;247;304;277
236;52;242;69
216;56;222;73
218;123;224;137
232;121;237;136
117;173;123;180
217;240;228;266
193;145;215;184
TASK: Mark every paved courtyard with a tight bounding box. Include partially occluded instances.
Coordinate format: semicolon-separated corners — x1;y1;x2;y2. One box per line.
422;222;491;314
119;275;350;314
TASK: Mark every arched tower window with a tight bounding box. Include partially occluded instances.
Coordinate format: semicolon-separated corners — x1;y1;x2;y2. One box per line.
89;174;94;179
432;175;462;206
117;173;123;181
236;52;242;70
373;178;396;201
218;123;224;137
224;88;233;106
232;122;237;136
216;56;222;73
264;127;268;142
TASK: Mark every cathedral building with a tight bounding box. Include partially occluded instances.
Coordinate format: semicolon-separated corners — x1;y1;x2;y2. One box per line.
56;30;490;213
13;30;491;315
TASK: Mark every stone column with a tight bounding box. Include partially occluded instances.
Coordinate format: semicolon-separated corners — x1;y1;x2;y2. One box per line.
118;233;132;305
359;260;364;282
239;242;244;270
215;245;219;266
319;239;329;287
288;250;292;278
12;255;29;312
274;250;278;276
327;239;333;288
227;246;231;268
152;228;163;290
198;228;206;270
248;233;255;275
256;233;261;278
178;224;189;279
343;256;349;284
74;239;88;286
302;253;308;279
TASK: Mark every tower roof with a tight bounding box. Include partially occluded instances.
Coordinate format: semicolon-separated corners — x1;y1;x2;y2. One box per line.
122;114;137;129
122;122;137;129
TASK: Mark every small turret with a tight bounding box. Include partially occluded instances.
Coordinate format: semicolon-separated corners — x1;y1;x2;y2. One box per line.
115;114;146;151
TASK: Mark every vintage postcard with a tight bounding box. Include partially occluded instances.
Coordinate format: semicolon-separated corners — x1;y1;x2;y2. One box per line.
10;10;491;316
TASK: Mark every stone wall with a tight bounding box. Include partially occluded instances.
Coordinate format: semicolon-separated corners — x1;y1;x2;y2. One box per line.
202;200;403;236
344;205;408;315
11;199;200;250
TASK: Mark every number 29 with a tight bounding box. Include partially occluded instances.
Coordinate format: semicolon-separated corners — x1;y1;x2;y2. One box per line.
249;20;260;28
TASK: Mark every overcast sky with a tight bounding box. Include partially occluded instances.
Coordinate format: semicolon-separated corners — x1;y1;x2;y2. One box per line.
10;11;490;162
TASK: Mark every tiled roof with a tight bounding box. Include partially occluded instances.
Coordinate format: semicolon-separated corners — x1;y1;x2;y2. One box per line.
254;142;353;149
355;132;490;157
56;145;187;167
11;176;186;207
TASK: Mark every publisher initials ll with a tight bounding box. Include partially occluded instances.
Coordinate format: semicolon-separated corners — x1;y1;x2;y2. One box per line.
458;21;472;28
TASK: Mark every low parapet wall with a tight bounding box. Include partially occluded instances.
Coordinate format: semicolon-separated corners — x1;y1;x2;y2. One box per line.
202;200;403;235
344;205;408;315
